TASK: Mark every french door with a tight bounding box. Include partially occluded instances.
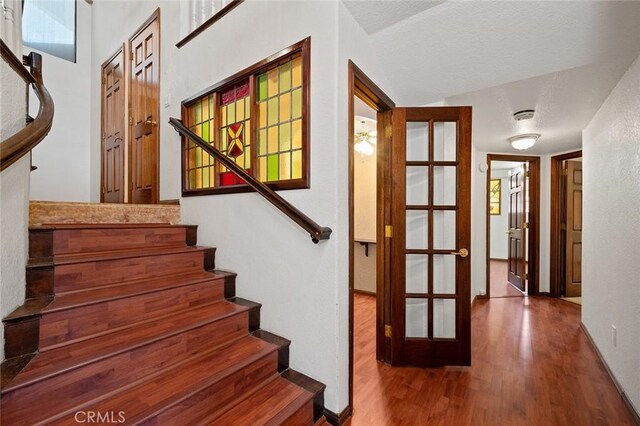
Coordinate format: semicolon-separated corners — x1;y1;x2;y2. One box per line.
389;107;472;367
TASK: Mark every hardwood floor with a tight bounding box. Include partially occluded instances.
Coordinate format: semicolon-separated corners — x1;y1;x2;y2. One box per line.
490;259;524;298
348;293;634;425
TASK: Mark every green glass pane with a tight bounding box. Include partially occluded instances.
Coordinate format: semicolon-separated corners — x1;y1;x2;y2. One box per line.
268;97;278;126
258;73;268;101
279;62;291;94
268;154;279;181
259;129;267;155
292;88;302;119
195;102;202;123
202;121;209;142
279;122;291;151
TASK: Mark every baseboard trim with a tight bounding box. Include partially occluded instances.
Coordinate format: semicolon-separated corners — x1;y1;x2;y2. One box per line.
324;405;352;425
580;323;640;425
353;289;376;297
537;291;552;297
489;257;508;261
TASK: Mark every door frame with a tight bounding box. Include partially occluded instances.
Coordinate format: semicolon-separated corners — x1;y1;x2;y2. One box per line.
549;150;582;297
348;61;395;413
485;154;541;297
127;8;161;204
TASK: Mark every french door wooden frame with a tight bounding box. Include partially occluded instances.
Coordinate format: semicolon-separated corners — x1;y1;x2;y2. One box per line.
100;8;160;204
549;150;582;297
485;154;541;298
348;61;395;414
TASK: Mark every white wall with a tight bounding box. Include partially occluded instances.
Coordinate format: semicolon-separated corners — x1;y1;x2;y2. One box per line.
27;0;92;202
0;3;29;361
582;54;640;414
489;169;510;259
354;243;376;294
354;145;376;242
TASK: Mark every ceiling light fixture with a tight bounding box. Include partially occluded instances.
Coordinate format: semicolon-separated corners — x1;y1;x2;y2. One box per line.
354;120;376;156
508;133;540;150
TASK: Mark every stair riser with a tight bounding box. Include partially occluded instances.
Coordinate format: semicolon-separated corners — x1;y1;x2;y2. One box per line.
1;312;249;425
54;251;206;293
39;281;224;349
139;353;278;426
282;399;315;426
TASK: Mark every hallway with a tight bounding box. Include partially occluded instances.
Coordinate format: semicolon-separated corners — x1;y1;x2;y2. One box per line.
348;293;634;425
490;259;525;298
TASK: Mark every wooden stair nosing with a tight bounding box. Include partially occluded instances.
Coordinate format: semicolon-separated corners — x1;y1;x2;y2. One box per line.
36;336;279;426
228;297;262;332
281;368;327;422
252;329;290;372
1;301;248;394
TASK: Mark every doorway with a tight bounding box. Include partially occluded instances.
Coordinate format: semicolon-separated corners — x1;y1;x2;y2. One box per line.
100;9;160;204
486;154;541;298
550;150;583;302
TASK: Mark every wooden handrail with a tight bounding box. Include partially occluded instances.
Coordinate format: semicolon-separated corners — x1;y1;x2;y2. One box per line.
169;117;332;243
1;39;54;172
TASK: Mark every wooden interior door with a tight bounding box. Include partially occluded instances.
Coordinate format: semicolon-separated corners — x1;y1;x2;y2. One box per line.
565;160;582;297
390;107;471;367
129;12;159;204
101;47;125;203
507;164;526;291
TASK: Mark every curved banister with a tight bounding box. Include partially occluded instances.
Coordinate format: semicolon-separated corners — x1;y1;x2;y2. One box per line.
1;39;54;172
169;117;332;243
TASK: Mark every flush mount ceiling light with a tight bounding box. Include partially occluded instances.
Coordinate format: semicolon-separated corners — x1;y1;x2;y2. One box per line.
354;120;376;156
508;133;540;150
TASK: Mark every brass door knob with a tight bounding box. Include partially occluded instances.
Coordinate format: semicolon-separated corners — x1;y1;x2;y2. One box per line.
144;119;157;126
451;248;469;258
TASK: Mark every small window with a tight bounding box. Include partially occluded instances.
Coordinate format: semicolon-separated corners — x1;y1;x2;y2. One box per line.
22;0;77;63
182;38;310;196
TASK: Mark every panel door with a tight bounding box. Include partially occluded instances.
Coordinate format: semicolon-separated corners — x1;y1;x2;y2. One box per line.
565;160;582;297
390;107;472;367
101;47;125;203
129;15;159;204
507;164;526;291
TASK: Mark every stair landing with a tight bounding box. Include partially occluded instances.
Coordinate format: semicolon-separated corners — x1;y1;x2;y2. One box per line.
29;201;180;226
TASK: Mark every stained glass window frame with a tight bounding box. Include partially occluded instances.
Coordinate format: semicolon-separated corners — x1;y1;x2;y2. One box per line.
180;37;310;196
489;178;501;215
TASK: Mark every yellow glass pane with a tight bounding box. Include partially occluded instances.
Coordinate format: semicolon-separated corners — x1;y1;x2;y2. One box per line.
188;148;196;168
279;122;291;151
188;106;196;126
267;68;278;96
292;56;302;88
209;96;214;119
292;119;302;149
279;92;291;122
203;166;210;187
259;102;267;128
279;61;291;94
227;102;236;124
292;150;302;179
268;126;278;154
279;152;291;180
268;98;278;126
245;97;250;119
195;148;202;167
202;98;209;121
209;119;215;142
236;98;244;121
195;102;202;123
210;167;215;187
259;129;267;155
245;120;250;143
244;146;251;169
221;105;227;126
194;124;202;137
196;168;202;188
236;153;244;168
259;157;267;182
189;170;196;189
221;129;227;151
292;88;302;119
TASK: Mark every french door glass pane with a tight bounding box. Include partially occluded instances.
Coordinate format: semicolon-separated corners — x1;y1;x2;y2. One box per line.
433;298;456;338
433;122;457;161
406;298;428;338
433;255;456;294
406;254;428;294
433;211;456;250
406;211;428;249
406;166;429;205
433;166;456;205
406;122;429;161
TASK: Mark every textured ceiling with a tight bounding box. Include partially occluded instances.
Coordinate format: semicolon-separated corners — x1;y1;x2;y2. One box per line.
342;0;445;34
344;0;640;154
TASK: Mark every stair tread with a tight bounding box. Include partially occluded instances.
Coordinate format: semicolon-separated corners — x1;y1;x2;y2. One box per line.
210;376;314;425
44;271;224;310
3;301;248;393
29;245;210;266
46;336;277;425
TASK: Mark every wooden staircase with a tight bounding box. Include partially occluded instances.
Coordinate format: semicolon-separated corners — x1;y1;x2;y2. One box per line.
1;222;327;425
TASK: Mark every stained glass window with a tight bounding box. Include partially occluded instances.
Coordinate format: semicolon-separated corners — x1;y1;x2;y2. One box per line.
181;38;309;195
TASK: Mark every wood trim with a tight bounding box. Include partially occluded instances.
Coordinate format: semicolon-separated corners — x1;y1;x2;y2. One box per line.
175;0;245;48
169;118;331;243
353;289;376;297
580;323;640;424
180;37;311;196
347;60;395;416
323;405;353;426
550;150;582;297
486;154;541;298
0;47;54;172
